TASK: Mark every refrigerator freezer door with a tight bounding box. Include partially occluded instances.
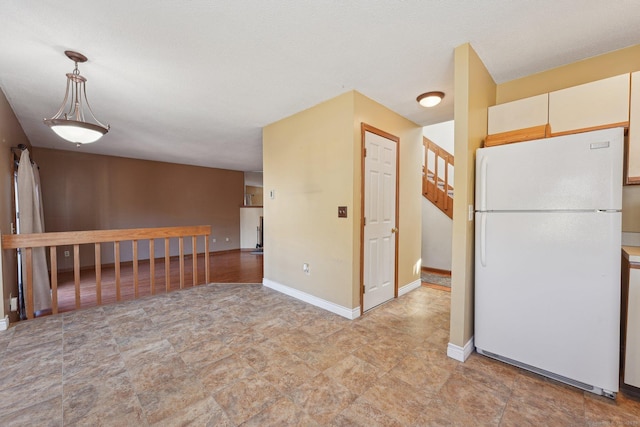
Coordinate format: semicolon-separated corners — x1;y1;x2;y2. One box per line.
475;211;621;393
476;127;623;212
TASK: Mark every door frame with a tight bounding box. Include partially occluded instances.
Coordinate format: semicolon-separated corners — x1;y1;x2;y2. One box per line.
360;123;400;315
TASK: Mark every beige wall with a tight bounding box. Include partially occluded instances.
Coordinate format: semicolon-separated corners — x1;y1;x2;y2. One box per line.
33;148;244;270
353;91;423;305
450;43;496;349
0;89;31;323
496;45;640;104
495;44;640;231
263;92;356;308
263;90;421;311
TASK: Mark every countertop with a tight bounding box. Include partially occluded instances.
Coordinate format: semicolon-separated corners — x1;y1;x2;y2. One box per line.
623;246;640;264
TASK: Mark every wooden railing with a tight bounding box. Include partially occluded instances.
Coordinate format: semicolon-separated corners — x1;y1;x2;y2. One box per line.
423;137;454;219
1;225;211;319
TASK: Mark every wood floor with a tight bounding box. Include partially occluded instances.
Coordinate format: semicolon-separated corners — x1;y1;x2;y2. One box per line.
47;250;263;315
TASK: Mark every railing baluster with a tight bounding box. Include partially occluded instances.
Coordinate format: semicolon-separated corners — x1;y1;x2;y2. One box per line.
444;153;449;210
50;246;58;315
74;244;80;309
423;136;454;218
114;241;121;301
1;226;212;318
25;247;34;319
133;240;139;298
95;243;101;306
192;235;197;286
179;237;185;289
436;148;440;202
149;239;155;295
205;235;210;284
165;237;170;292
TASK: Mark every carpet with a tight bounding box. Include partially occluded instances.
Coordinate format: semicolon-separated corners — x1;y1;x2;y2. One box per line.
421;271;451;288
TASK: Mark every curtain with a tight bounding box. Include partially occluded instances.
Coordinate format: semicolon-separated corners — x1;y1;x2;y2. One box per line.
17;149;51;314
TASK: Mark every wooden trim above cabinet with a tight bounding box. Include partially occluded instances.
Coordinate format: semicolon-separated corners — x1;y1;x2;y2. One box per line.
484;124;549;147
627;177;640;185
549;121;629;138
485;121;630;149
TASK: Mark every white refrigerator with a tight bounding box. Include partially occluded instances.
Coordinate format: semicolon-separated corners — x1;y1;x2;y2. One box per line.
474;127;623;398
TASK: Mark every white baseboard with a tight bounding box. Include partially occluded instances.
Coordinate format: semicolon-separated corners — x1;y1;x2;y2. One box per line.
447;336;474;362
263;279;360;319
0;315;9;331
398;279;421;296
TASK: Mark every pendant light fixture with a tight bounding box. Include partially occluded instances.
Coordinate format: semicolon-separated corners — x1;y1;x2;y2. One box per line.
43;50;109;145
417;91;445;108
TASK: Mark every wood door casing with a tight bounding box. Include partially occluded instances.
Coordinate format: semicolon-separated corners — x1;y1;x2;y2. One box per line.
360;123;399;313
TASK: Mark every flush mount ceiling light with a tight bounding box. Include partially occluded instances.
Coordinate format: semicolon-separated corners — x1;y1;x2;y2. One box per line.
417;91;445;108
43;50;109;145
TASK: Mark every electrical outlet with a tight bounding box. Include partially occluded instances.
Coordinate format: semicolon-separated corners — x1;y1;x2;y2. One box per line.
64;250;70;257
212;237;216;243
303;263;310;275
225;237;230;242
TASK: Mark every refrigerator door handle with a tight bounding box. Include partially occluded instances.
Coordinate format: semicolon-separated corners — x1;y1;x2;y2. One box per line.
480;212;487;267
479;155;488;211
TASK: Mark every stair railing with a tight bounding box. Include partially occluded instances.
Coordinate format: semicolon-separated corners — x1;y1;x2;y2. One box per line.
1;225;211;319
423;137;454;218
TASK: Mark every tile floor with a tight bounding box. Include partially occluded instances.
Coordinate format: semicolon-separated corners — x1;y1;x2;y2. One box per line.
0;284;639;426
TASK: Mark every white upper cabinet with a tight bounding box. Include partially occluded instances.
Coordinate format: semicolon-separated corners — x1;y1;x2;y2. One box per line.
628;71;640;184
549;73;630;135
488;93;549;135
486;73;640;183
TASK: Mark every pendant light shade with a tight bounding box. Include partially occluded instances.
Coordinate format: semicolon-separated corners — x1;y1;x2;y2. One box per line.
43;51;109;145
46;119;107;143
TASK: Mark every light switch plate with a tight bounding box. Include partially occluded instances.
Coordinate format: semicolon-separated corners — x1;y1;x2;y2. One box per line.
338;206;347;218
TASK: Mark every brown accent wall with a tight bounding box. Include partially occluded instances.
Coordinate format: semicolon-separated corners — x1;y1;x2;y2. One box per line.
32;147;244;270
0;88;31;322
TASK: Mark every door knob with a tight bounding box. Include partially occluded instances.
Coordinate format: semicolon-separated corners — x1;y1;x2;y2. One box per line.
391;227;398;233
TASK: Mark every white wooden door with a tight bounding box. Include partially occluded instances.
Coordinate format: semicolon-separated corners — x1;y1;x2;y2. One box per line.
363;130;397;311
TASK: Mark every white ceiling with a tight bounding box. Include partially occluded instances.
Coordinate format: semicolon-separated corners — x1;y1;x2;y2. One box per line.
1;1;639;172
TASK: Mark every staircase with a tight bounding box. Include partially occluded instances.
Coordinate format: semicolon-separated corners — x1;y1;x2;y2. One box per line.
423;137;454;219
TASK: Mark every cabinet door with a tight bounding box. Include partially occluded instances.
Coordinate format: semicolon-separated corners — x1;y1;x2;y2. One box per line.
486;93;549;147
627;71;640;184
625;266;640;388
549;73;630;136
488;93;549;135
